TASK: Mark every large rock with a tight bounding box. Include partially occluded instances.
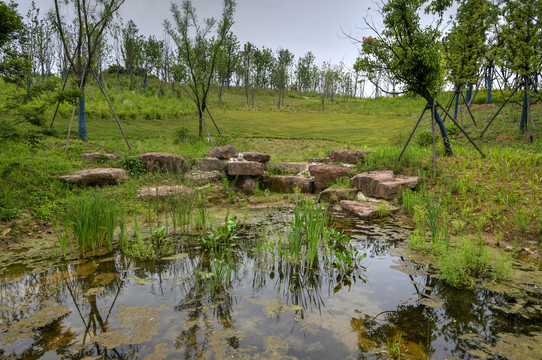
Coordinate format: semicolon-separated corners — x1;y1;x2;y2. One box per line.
138;185;194;201
59;168;128;187
350;170;418;200
228;161;265;177
327;149;374;165
306;158;328;164
263;175;312;193
378;175;419;200
205;145;238;159
350;170;395;197
235;176;257;194
140;152;189;174
194;158;228;173
241;152;271;163
184;171;224;186
309;164;352;191
339;200;399;219
81;152;116;162
318;188;357;203
265;162;307;175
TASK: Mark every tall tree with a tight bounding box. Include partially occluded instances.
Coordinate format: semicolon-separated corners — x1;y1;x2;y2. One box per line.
216;32;239;100
53;0;125;141
121;19;142;90
499;0;541;137
240;41;255;106
443;0;494;119
166;0;236;139
253;46;274;88
272;48;294;109
0;0;29;85
355;0;455;155
296;51;316;92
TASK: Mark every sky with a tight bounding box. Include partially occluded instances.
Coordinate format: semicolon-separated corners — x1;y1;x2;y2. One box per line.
16;0;374;67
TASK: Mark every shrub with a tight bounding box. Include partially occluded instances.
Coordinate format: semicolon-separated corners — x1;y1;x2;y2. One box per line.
416;130;438;147
119;156;146;177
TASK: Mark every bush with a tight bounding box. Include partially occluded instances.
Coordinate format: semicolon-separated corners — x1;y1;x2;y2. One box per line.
173;126;197;144
416;130;438;147
119;156;146;177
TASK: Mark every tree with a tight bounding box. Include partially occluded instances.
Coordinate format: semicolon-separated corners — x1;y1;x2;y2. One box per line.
142;35;163;92
0;0;30;85
166;0;236;139
296;51;316;92
240;41;255;107
499;0;541;138
443;0;494;120
53;0;125;142
121;19;142;90
216;32;239;100
253;46;274;88
354;0;455;155
272;48;294;109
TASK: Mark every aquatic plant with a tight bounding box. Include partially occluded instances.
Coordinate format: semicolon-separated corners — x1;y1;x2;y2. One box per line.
60;191;122;255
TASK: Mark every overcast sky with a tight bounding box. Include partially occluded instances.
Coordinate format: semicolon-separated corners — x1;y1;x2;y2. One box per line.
17;0;377;67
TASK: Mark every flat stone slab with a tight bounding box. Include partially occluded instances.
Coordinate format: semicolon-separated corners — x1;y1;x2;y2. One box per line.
59;168;128;187
309;164;352;191
205;145;238;159
379;176;419;200
138;185;194;201
351;170;418;200
306;158;328;164
241;152;271;163
184;171;224;186
194;158;229;173
318;188;357;203
328;149;373;165
81;152;116;161
263;175;312;193
140;152;188;174
339;200;399;219
266;162;307;175
228;161;265;177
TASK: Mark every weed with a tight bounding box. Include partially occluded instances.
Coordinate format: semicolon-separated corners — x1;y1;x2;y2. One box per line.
59;191;122;255
329;176;352;189
120;156;146;177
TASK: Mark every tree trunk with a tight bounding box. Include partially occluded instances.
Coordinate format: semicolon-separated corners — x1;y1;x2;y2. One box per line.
453;88;459;120
198;109;203;138
486;72;493;104
520;78;528;133
78;93;87;141
431;98;453;156
465;82;473;105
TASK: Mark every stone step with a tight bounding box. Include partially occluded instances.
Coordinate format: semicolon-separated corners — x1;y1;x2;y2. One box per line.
59;168;128;187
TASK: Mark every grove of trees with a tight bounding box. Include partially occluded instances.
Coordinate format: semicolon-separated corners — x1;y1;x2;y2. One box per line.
0;0;540;143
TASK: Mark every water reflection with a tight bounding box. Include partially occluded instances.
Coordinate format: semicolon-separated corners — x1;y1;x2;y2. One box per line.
1;208;542;359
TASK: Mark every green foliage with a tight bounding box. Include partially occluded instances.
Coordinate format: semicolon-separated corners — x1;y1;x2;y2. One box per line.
416;130;438;147
173;126;197;144
203;216;243;252
121;224;175;260
0;191;22;221
442;0;495;88
59;191;122;255
120;156;146;177
355;0;448;98
329;176;352;189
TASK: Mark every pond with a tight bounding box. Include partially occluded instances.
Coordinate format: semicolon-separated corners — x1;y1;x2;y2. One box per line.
1;205;542;359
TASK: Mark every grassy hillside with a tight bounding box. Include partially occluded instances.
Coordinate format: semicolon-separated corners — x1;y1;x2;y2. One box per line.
1;74;541;259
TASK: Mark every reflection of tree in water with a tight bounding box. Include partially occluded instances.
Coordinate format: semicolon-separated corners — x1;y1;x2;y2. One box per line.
0;255;139;359
350;263;542;359
172;245;243;357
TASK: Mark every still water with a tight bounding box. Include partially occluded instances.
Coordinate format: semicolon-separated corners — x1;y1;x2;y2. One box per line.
1;207;541;359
